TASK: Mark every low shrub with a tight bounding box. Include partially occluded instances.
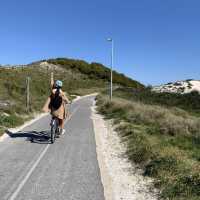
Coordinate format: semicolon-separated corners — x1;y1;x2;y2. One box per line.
97;94;200;200
0;114;24;127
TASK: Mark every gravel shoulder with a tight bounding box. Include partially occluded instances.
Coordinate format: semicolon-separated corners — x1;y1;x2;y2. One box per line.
91;104;158;200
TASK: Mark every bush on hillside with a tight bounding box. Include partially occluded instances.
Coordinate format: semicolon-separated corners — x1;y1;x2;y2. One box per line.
47;58;144;89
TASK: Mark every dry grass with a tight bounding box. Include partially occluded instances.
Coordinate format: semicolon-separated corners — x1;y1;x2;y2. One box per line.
98;96;200;137
96;95;200;200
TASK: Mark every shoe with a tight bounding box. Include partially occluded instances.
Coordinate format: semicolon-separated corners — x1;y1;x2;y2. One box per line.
61;129;66;135
56;134;60;138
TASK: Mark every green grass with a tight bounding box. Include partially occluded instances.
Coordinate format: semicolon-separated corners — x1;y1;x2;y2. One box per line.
96;95;200;200
0;114;24;127
0;127;6;137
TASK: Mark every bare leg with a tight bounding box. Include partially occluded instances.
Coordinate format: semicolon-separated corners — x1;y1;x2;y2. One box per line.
59;119;64;129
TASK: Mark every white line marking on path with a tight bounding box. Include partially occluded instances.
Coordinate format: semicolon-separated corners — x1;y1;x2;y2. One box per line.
9;144;50;200
8;105;80;200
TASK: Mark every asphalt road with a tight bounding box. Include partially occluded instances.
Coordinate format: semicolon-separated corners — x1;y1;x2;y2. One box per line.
0;96;105;200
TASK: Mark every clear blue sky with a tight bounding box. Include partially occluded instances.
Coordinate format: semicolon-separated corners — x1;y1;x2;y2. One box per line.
0;0;200;85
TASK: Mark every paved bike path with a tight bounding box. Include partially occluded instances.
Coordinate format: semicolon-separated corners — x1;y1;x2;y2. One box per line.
0;96;105;200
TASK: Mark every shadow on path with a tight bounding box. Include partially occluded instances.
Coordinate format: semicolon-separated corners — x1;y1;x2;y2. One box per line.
6;130;51;144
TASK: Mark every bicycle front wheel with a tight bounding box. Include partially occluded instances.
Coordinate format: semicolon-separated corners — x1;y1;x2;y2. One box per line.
51;122;56;144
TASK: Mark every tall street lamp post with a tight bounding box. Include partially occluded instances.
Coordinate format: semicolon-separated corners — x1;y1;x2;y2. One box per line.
107;38;114;101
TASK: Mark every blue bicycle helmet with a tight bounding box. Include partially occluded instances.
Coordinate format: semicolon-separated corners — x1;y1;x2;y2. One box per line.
55;80;63;88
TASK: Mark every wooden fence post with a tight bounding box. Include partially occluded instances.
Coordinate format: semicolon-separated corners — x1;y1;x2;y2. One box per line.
26;77;30;112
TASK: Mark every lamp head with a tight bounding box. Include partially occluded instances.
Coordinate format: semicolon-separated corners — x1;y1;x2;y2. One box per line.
107;38;112;42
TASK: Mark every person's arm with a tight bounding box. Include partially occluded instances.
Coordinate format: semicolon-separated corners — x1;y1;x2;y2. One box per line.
61;91;70;104
50;72;54;89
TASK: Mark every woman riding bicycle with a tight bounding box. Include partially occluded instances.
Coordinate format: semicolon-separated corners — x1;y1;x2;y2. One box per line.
42;76;70;135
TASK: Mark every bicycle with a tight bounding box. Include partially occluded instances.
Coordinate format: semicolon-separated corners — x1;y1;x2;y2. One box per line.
50;102;71;143
50;117;60;144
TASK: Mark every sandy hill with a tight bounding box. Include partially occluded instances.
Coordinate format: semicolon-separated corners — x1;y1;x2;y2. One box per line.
153;79;200;94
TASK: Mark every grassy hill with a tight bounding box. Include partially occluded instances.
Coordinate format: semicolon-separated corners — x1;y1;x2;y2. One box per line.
0;57;143;135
